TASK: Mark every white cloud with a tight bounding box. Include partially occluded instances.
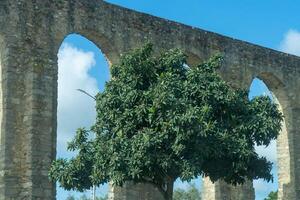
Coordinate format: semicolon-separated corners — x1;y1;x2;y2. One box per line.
279;29;300;56
57;43;99;157
255;140;277;163
254;141;278;199
253;164;278;199
254;179;271;193
174;178;202;190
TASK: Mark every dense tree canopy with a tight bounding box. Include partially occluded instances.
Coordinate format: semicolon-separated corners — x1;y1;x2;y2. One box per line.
50;44;283;199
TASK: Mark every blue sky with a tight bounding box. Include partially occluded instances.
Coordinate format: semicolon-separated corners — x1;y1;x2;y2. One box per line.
56;1;300;199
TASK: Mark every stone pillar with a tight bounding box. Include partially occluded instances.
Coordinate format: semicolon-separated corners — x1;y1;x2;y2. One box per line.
291;107;300;200
0;34;7;199
272;86;299;200
202;178;254;200
0;34;57;199
201;61;255;200
200;68;255;200
0;1;57;199
276;105;295;199
276;105;300;200
202;177;219;200
108;182;165;200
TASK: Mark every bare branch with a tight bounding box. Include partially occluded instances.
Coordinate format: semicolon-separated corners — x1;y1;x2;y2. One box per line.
77;89;96;100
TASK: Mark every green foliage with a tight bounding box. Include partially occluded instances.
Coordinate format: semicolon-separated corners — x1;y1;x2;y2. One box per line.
50;43;283;197
173;184;201;200
264;190;278;200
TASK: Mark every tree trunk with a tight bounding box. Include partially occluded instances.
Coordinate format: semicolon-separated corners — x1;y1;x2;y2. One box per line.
163;178;174;200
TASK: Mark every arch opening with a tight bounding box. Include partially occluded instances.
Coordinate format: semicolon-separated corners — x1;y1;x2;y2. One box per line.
174;177;202;199
250;77;290;200
56;33;110;199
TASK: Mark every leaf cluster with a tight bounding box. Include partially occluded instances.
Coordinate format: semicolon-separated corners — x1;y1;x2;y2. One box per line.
49;43;283;193
264;191;278;200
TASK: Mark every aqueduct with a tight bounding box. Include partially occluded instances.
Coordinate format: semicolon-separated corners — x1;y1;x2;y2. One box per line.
0;0;300;199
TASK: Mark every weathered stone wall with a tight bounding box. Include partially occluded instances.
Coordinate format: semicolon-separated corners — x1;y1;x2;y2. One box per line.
202;178;255;200
0;33;5;199
0;1;57;199
0;0;300;199
108;182;165;200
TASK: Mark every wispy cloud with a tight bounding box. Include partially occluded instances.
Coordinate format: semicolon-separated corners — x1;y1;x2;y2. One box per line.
253;164;278;199
255;140;277;163
57;43;98;158
279;29;300;56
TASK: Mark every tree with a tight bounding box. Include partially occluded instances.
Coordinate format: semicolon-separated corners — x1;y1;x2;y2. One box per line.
49;44;283;200
264;191;278;200
173;184;201;200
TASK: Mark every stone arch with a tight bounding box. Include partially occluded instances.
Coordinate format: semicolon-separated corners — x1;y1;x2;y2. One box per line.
55;31;115;67
251;72;294;200
252;71;287;104
257;72;285;91
77;30;120;65
1;1;300;199
202;70;288;200
54;32;112;198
